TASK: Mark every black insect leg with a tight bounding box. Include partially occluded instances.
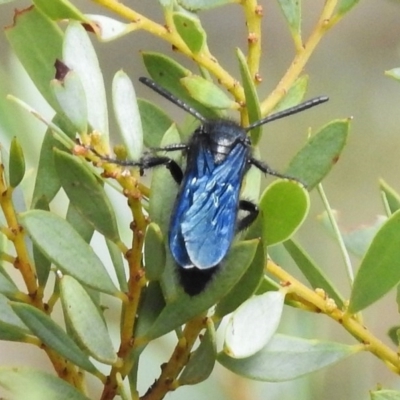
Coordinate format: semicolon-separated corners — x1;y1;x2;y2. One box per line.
139;155;184;184
248;157;305;187
236;199;259;232
249;157;291;179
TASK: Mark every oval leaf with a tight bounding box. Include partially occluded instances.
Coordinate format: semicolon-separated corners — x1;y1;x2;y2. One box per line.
173;12;206;54
180;76;236;110
272;75;308;113
11;302;97;372
138;99;174;148
215;238;265;318
142;52;217;118
53;149;120;242
33;0;89;22
144;223;165;281
380;179;400;214
260;179;309;245
63;22;108;137
178;320;216;385
349;210;400;313
178;0;237;11
0;367;91;400
86;14;133;42
60;275;118;364
51;67;88;134
218;334;360;381
224;291;285;359
144;239;259;340
237;48;262;144
9;137;26;188
112;70;143;160
371;390;400;400
276;0;301;38
286;119;350;190
0;294;27;331
283;239;344;307
5;7;63;111
19;210;118;295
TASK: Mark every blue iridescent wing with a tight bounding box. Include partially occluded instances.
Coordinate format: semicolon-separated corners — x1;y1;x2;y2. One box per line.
169;143;248;270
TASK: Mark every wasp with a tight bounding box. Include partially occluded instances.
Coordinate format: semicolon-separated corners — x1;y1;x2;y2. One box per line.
119;77;327;295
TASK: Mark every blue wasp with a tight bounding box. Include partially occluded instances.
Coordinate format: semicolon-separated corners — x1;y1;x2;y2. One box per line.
133;77;327;295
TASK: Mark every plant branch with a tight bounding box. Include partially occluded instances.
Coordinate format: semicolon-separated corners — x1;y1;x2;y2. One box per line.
260;0;338;115
140;314;207;400
266;259;400;374
241;0;263;80
90;0;245;101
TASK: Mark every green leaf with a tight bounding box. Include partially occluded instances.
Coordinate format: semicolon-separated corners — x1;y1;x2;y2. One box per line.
371;390;400;400
178;320;216;385
53;149;120;242
106;239;128;292
66;202;94;243
0;270;19;298
0;294;29;341
33;0;89;22
272;75;308;112
387;325;400;346
142;52;217;118
31;114;76;208
138;99;174;148
9;137;25;188
5;6;63;111
11;302;97;372
283;239;344;307
112;70;143;160
224;291;285;359
260;179;309;245
286;119;350;190
386;68;400;82
337;0;361;16
180;76;236;109
19;210;118;295
86;15;133;42
60;275;117;365
218;334;359;381
241;148;262;202
51;67;88;135
173;12;207;54
134;281;166;338
0;294;28;331
349;210;400;313
177;0;237;11
276;0;301;38
144;223;165;281
148;125;181;235
63;22;108;137
342;215;386;258
143;239;259;340
215;236;265;318
0;367;91;400
236;48;262;144
380;179;400;214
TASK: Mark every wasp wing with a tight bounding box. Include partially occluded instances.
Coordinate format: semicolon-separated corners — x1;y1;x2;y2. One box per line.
169;144;248;270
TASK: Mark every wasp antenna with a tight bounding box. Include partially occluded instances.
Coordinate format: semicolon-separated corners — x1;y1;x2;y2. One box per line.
245;96;329;132
139;77;208;124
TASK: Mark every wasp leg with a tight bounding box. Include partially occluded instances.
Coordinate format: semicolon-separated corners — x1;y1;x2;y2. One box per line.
152;143;188;152
248;157;291;179
248;157;305;187
139;155;183;184
236;199;259;232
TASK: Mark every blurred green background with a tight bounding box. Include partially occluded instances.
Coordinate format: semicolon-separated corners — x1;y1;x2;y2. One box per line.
1;1;400;399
